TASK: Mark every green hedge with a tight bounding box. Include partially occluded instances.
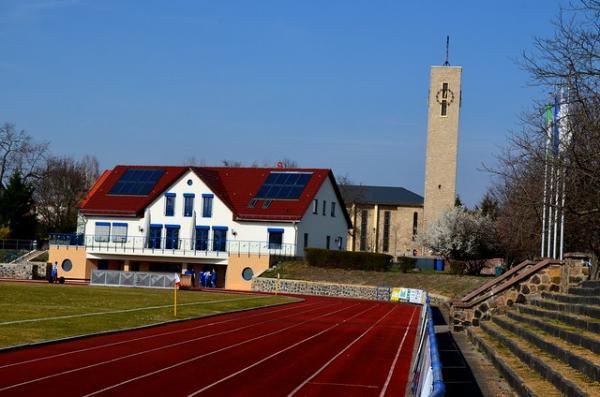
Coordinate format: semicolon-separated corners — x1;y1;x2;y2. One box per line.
304;248;393;272
396;256;416;273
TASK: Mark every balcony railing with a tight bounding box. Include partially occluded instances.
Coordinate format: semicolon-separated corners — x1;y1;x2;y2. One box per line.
49;233;296;258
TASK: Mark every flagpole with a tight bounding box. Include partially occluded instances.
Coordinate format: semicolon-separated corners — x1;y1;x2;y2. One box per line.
546;162;554;258
541;106;552;258
558;87;569;261
559;167;566;260
553;165;560;259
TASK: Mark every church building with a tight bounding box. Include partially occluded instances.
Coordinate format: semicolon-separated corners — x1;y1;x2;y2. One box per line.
343;61;462;257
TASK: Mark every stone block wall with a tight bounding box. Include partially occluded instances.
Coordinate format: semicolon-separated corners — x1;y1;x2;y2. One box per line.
252;277;392;301
451;257;589;331
0;262;48;280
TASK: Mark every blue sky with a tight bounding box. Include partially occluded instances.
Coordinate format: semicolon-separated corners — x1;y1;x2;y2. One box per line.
0;0;563;206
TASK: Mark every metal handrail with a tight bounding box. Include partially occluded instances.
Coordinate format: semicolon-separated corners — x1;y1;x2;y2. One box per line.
48;233;296;257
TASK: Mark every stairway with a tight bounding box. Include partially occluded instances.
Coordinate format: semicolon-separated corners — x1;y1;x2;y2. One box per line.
468;280;600;396
8;249;47;264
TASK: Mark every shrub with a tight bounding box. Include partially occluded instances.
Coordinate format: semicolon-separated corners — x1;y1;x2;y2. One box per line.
397;256;416;273
304;248;392;272
448;259;486;275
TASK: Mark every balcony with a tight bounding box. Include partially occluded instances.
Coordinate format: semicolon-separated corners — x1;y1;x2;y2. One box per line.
49;233;296;259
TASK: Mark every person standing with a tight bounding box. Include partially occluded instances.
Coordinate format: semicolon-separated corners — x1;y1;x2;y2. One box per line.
199;271;205;288
210;269;217;288
50;261;58;283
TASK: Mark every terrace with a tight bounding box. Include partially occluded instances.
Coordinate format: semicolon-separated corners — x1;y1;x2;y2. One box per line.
49;233;296;259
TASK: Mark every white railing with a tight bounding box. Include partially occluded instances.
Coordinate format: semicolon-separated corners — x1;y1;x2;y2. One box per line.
49;233;296;258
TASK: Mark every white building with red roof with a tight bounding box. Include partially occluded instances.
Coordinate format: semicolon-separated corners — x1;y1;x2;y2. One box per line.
49;166;351;290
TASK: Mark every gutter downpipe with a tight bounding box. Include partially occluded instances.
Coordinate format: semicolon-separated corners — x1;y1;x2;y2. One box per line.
293;221;299;258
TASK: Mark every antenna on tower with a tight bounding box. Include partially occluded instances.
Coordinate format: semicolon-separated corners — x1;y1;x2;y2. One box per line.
444;35;450;66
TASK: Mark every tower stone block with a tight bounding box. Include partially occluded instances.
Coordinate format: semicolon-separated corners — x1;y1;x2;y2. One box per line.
423;66;462;230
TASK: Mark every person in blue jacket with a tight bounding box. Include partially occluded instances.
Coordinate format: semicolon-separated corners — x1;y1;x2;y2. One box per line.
210;269;217;288
199;271;205;288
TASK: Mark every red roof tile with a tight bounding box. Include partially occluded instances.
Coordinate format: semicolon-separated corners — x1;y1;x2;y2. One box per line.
79;165;351;226
79;165;188;217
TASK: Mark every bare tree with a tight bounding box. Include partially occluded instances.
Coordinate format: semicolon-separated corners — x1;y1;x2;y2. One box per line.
35;155;99;234
221;160;243;167
279;158;299;168
0;123;49;188
489;0;600;274
183;156;206;166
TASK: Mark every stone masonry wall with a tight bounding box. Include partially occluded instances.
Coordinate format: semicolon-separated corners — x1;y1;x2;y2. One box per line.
252;277;392;301
0;262;48;280
452;257;589;331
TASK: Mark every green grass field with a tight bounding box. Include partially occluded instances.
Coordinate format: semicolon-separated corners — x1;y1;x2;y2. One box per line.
0;282;297;349
262;261;490;298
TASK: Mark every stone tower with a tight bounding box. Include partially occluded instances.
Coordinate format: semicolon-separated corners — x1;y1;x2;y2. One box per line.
423;65;462;230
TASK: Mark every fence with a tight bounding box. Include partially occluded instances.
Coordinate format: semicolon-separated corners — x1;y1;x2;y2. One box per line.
0;239;36;251
49;233;296;258
411;295;445;397
90;270;177;289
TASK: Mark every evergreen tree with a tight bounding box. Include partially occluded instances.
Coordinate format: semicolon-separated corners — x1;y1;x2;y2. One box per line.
0;171;37;239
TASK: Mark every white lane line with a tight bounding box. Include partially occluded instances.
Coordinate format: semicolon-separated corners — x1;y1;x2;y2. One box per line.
86;302;363;397
0;302;337;393
0;295;272;326
187;303;377;397
309;382;379;389
0;301;316;370
287;305;397;397
379;306;418;397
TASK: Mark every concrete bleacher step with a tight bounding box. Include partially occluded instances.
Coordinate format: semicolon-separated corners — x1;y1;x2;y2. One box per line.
492;315;600;382
530;296;600;320
480;320;600;396
467;327;564;397
569;286;600;296
515;303;600;335
542;291;600;306
581;280;600;288
509;309;600;354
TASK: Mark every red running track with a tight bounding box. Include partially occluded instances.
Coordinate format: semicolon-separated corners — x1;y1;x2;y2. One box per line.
0;295;421;397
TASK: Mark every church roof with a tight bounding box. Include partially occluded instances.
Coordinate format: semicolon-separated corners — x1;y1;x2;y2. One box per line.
340;185;423;207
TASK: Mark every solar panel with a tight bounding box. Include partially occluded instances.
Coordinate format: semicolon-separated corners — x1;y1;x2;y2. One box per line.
255;172;313;200
109;169;165;196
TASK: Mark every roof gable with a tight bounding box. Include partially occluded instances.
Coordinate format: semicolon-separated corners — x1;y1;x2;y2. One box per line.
79;165;352;226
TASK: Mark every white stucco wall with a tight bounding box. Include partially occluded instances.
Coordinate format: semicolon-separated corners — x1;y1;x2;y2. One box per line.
82;170;348;258
296;176;349;256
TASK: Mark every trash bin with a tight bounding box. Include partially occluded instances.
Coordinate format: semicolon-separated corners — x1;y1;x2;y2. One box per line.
434;259;444;271
495;266;504;277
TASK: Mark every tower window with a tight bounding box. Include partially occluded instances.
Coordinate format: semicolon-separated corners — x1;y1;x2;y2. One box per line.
441;82;448;116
